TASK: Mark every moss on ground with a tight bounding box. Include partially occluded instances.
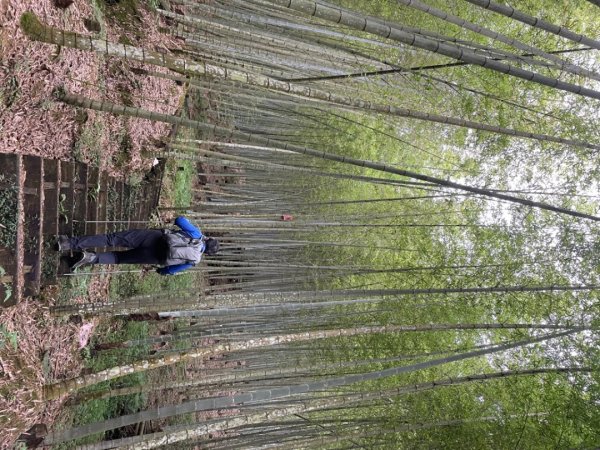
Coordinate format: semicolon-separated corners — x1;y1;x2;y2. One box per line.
99;0;145;41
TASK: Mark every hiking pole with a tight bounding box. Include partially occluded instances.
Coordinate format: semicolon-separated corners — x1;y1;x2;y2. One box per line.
61;266;159;277
61;270;141;276
71;220;163;224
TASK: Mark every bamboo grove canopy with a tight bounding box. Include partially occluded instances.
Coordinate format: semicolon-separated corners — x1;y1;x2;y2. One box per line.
19;0;600;448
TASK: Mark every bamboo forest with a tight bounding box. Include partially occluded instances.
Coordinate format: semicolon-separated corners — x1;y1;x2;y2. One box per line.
2;0;600;448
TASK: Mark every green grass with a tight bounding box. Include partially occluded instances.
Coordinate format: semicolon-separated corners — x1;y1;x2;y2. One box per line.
109;268;197;299
169;159;195;208
74;137;201;441
95;155;200;298
72;120;103;166
0;75;20;109
0;264;14;304
156;153;195;211
145;0;160;9
0;324;18;350
90;0;107;38
56;273;94;305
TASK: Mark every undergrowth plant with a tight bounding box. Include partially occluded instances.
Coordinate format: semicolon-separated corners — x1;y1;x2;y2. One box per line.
0;173;18;248
0;324;18;350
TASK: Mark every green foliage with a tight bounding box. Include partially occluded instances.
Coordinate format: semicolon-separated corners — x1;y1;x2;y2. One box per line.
0;324;18;350
109;266;196;299
57;274;93;305
73;120;103;166
142;0;160;9
293;53;600;443
44;1;600;447
0;173;18;248
112;131;134;170
0;266;13;304
62;321;150;447
170;160;195;208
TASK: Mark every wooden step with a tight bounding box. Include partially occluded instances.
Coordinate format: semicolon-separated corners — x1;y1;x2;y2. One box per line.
41;160;61;286
1;153;164;301
0;155;19;303
58;161;74;236
96;172;109;235
42;159;60;238
22;155;43;297
85;167;100;235
71;162;88;236
106;179;121;233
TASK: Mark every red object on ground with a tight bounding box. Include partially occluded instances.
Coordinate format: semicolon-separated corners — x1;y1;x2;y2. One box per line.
281;214;294;221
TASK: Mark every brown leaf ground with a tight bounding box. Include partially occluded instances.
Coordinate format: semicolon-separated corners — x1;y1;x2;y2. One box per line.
0;298;83;448
0;0;183;176
0;0;186;445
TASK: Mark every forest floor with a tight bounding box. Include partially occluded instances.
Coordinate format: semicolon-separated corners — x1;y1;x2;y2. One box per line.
0;0;194;446
0;0;182;175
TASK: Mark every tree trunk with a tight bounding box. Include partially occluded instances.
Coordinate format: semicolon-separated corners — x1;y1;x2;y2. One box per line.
398;0;600;81
53;91;600;222
464;0;600;50
49;330;574;447
268;0;600;100
43;323;584;400
19;12;600;152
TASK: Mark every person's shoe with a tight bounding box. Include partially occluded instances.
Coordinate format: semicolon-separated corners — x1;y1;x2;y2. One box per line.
55;235;71;252
71;251;98;271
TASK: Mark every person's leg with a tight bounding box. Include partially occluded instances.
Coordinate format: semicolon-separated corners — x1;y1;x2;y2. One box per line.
69;229;163;250
110;247;163;265
73;249;158;271
73;230;166;269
